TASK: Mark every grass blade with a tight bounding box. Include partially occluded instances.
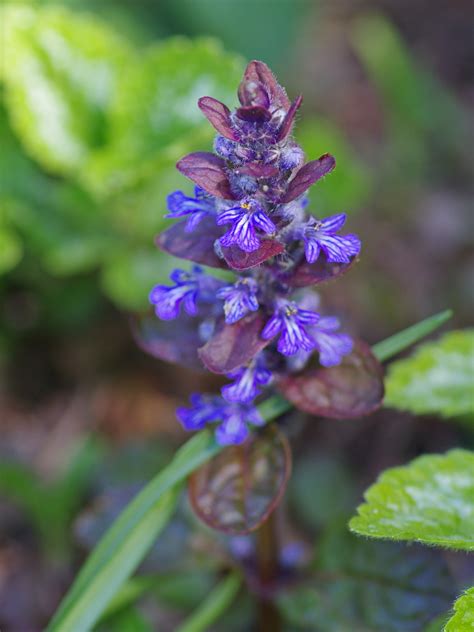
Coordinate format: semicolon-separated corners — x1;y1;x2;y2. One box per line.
175;573;241;632
372;309;452;362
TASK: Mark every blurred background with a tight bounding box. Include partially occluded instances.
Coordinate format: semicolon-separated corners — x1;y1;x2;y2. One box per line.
0;1;473;630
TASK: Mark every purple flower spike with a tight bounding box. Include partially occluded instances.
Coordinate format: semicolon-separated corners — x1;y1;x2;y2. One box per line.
302;214;361;264
217;200;276;253
262;300;320;356
149;266;220;320
222;358;272;403
147;59;385;444
166;186;215;232
216;277;259;324
215;402;264;445
312;316;353;367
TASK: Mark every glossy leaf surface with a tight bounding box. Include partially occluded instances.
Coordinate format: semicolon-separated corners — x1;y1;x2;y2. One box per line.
189;426;291;534
198;312;269;374
350;449;474;550
198;96;236;140
277;253;357;288
222;239;285;271
281;154;336;203
444;588;474;632
384;329;474;418
177;152;234;199
278;340;384;418
156;217;225;269
133;315;205;371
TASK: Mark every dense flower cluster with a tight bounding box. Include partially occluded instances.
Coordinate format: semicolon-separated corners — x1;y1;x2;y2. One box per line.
142;61;382;445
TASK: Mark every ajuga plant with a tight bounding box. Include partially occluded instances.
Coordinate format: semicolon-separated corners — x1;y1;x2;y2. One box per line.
140;60;384;448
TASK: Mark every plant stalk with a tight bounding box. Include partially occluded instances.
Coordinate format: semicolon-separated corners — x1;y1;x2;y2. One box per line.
255;511;281;632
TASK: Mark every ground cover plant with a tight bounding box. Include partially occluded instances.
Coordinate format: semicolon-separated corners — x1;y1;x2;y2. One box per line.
1;3;473;631
48;60;473;632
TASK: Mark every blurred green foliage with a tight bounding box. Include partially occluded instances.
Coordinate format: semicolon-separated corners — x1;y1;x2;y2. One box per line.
1;4;469;326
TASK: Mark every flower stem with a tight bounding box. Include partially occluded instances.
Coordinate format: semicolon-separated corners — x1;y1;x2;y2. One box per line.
256;512;281;632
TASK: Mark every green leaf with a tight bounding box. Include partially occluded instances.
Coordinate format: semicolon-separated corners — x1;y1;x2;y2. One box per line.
2;5;132;174
384;329;474;418
0;224;22;274
278;527;455;631
444;588;474;632
48;488;179;632
46;430;222;632
82;37;243;197
46;397;283;631
296;118;373;212
175;573;241;632
102;605;153;632
372;309;453;362
349;449;474;550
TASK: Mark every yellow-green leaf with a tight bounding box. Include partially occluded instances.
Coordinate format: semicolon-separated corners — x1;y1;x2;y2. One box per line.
385;329;474;418
350;450;474;551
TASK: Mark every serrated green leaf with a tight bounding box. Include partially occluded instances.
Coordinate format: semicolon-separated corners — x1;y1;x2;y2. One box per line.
2;5;132;174
296;118;372;212
444;588;474;632
278;527;455;631
350;449;474;550
82;37;243;198
385;330;474;418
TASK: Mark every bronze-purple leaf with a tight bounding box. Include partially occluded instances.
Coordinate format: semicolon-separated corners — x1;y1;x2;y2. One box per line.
198;311;270;374
278;255;359;288
198;96;237;141
238;60;290;111
222;239;285;271
156;216;225;269
281;154;336;203
277;339;384;418
276;95;303;142
188;426;292;535
237;162;279;178
132;315;205;371
236;105;272;122
177;152;234;199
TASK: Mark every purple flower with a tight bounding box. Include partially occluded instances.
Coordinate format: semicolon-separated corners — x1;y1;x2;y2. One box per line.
312;316;353;367
262;300;320;356
217;199;276;253
216;277;259;324
302;214;361;264
222;357;272;403
215;402;264;445
149;266;220;320
176;393;222;430
177;394;264;445
165;186;215;232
